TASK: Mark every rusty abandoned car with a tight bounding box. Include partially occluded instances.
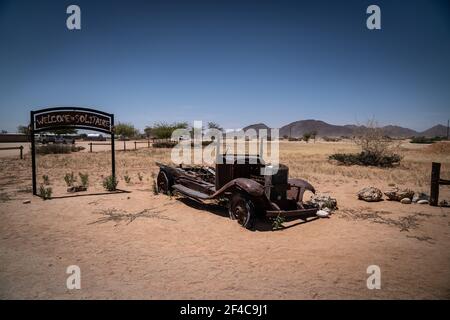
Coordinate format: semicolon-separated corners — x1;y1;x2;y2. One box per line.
156;154;320;229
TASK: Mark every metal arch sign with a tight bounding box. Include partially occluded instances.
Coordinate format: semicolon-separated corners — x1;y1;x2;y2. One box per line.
30;107;116;196
32;107;113;134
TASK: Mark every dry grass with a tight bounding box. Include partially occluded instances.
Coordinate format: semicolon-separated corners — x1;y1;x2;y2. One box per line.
0;140;448;196
426;141;450;154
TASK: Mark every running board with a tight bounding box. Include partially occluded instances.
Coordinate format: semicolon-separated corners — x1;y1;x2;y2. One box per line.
172;184;211;200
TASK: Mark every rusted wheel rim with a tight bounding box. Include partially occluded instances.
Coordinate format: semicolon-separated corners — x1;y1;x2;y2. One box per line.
157;171;169;194
233;200;249;226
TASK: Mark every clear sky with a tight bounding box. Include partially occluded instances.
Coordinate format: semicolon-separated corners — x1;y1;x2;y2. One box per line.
0;0;449;132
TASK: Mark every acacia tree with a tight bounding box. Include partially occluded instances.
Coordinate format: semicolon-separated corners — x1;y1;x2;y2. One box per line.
115;122;138;139
207;122;223;132
144;126;153;138
303;132;312;143
17;125;30;135
150;122;189;139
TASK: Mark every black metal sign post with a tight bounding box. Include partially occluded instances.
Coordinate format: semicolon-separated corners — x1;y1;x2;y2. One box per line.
30;110;37;195
30;107;115;196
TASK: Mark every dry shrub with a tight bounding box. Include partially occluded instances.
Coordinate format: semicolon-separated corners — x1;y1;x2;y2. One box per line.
330;119;402;167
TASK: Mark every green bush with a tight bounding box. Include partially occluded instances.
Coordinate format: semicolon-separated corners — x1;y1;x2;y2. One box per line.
124;174;131;184
38;184;52;200
152;141;177;148
410;136;445;144
103;175;119;191
64;172;77;187
322;136;341;142
79;172;89;188
42;175;50;185
329;151;402;167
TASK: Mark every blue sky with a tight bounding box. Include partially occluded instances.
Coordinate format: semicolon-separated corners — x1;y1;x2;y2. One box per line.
0;0;449;132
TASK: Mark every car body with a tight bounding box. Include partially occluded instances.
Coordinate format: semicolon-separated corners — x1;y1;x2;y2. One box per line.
35;134;56;144
54;136;75;144
156;155;318;229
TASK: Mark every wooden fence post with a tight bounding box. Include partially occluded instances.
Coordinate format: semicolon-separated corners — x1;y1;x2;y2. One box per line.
430;162;440;206
89;142;92;153
20;146;23;159
134;141;137;150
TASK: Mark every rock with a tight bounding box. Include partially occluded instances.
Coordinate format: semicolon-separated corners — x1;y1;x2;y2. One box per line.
412;192;429;203
22;200;31;204
309;194;338;211
384;187;414;201
316;210;330;218
400;198;412;204
439;200;450;207
357;187;383;202
417;199;429;205
67;186;87;193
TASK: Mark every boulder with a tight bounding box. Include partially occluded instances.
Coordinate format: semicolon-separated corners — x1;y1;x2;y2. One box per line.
417;199;429;205
384;187;414;201
400;198;412;204
309;194;338;211
357;187;383;202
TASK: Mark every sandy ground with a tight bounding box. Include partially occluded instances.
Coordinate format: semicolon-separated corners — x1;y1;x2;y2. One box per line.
0;141;449;299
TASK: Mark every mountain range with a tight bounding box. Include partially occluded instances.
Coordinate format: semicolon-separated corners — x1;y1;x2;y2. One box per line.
242;120;448;138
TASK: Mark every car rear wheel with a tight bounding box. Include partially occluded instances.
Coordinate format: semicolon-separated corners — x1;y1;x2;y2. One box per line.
229;193;256;230
157;170;171;195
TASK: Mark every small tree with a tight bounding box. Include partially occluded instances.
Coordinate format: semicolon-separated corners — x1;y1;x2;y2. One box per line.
151;122;188;140
144;126;153;138
311;130;318;143
17;125;30;135
207;122;223;132
303;132;312;143
115;122;138;139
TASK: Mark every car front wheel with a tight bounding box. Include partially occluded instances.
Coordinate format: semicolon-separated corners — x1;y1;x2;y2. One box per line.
229;193;256;230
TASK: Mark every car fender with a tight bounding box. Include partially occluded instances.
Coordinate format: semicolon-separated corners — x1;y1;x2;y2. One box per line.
287;178;316;203
213;178;265;198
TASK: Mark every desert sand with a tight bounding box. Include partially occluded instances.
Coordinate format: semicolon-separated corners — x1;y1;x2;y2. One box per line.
0;140;449;299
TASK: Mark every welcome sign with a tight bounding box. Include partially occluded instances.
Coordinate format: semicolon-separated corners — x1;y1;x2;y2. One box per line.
30;107;116;196
33;109;112;133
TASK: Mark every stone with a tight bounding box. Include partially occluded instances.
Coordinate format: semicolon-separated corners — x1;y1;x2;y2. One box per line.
412;192;429;203
309;194;338;211
22;200;31;204
417;199;429;205
439;200;450;207
400;198;411;204
316;210;330;218
384;187;414;201
357;187;383;202
67;186;87;193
